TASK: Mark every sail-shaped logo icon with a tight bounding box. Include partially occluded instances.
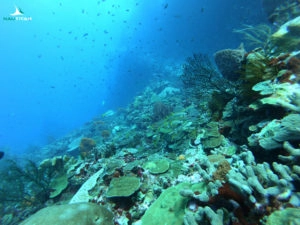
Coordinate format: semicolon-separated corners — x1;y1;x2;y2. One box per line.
10;6;24;16
3;5;32;21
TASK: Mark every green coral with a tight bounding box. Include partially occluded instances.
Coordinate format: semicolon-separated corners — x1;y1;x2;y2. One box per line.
266;208;300;225
49;173;68;198
20;203;114;225
106;176;140;198
139;183;190;225
143;158;170;174
139;182;207;225
202;122;224;149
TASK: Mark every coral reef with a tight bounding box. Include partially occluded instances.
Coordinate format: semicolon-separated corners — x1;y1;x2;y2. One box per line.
2;16;300;225
262;0;300;25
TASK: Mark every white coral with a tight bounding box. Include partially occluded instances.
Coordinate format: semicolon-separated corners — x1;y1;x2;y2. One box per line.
69;168;105;204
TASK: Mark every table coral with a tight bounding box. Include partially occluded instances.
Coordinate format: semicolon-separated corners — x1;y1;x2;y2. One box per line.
248;114;300;150
250;80;300;112
106;176;140;198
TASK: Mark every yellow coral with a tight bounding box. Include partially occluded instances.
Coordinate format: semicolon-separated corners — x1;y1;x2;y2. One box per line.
177;154;186;160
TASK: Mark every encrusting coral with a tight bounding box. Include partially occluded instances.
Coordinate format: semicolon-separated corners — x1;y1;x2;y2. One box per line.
20;203;114;225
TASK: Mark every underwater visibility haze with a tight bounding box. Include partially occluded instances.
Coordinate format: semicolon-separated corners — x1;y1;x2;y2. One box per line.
0;0;264;153
1;0;300;225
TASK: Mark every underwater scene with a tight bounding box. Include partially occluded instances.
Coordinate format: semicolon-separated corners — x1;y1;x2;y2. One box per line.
0;0;300;224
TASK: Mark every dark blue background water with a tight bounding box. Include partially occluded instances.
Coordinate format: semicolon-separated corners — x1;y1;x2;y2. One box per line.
0;0;267;154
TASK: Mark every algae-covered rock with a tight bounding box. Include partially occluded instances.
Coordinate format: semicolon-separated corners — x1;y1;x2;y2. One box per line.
266;208;300;225
106;176;140;197
143;158;170;174
20;203;114;225
138;183;191;225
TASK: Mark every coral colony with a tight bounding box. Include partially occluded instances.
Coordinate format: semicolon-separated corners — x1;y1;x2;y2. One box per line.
1;3;300;225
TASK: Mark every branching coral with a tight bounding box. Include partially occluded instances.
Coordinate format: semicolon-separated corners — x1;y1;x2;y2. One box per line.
179;147;299;225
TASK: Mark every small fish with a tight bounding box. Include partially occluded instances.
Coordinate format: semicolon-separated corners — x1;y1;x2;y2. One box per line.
163;3;168;9
82;33;88;37
0;151;4;159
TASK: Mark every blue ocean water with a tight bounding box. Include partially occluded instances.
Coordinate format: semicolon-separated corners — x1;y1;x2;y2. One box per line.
0;0;266;155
